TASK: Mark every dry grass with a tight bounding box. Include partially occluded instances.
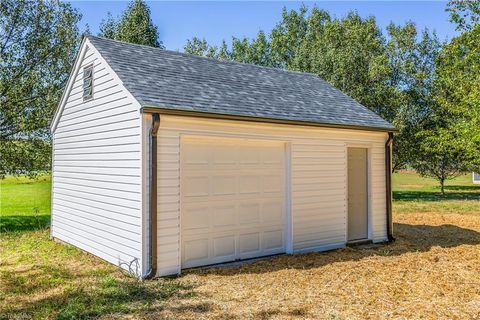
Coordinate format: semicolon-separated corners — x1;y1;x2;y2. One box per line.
1;173;479;319
3;212;479;319
153;212;480;320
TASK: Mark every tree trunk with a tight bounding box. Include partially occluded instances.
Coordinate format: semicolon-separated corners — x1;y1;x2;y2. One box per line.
440;179;445;195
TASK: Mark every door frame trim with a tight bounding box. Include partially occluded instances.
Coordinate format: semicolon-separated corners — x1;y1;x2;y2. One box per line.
345;143;372;243
178;134;292;269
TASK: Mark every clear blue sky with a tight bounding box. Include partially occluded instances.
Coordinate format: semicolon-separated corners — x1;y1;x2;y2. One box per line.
70;1;457;51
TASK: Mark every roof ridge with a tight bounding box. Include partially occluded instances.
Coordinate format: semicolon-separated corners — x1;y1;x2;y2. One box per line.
86;35;317;77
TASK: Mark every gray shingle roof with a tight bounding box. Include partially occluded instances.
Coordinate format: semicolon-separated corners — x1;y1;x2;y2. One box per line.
87;36;395;131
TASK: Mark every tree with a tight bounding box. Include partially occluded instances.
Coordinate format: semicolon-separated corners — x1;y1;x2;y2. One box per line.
385;23;442;170
185;8;393;113
434;24;480;172
184;6;443;171
413;125;470;195
99;13;117;39
184;37;226;59
184;37;212;56
0;0;81;176
230;31;273;66
411;1;480;191
270;5;309;69
98;0;162;48
446;0;480;31
291;11;393;120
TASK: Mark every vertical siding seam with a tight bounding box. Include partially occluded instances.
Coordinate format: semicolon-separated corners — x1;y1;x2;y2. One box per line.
176;133;181;275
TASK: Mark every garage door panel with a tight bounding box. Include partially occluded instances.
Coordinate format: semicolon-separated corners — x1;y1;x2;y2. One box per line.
213;144;238;165
183;205;210;230
239;175;261;194
239;145;261;164
263;175;284;193
212;204;236;227
212;175;237;195
262;200;284;222
238;202;261;224
184;176;209;197
212;235;236;258
262;146;285;165
181;136;286;268
264;230;284;250
185;193;238;204
239;232;261;254
183;144;209;163
183;238;209;263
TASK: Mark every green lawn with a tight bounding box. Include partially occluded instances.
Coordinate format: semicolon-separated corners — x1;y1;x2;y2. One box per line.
1;172;479;319
0;176;193;319
0;175;51;232
1;172;477;232
393;171;480;214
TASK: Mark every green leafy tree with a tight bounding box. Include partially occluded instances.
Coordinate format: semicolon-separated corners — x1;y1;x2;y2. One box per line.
99;13;117;39
184;37;225;59
216;41;230;60
293;11;393;120
246;31;273;66
409;1;479;190
184;6;442;171
186;8;393;114
446;0;480;31
230;31;271;66
434;24;480;172
270;6;309;68
413;123;471;195
386;23;442;170
184;37;211;56
0;0;81;176
99;0;162;48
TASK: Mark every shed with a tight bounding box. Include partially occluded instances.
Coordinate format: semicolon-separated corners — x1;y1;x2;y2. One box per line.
50;36;396;278
473;173;480;184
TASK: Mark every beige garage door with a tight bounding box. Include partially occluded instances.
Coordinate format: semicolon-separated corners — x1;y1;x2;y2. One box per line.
181;136;287;269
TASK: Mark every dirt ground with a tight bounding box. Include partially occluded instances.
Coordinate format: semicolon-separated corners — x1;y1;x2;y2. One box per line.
149;212;480;320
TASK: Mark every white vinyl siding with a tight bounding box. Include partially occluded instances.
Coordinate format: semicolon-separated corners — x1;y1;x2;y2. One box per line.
155;115;388;276
51;43;144;276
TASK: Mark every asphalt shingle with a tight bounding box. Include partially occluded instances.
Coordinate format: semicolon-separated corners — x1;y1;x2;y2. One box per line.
87;36;395;131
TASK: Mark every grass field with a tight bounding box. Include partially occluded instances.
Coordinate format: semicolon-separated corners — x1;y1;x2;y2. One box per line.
1;172;479;319
0;176;51;233
393;172;480;214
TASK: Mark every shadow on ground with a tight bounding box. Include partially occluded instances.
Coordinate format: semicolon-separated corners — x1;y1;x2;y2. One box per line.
4;221;478;318
394;222;480;249
444;185;480;191
394;190;480;201
2;182;479;318
186;222;480;276
0;214;50;232
1;269;196;319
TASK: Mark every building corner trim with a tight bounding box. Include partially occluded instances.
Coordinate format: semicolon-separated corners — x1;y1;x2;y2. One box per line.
385;132;395;242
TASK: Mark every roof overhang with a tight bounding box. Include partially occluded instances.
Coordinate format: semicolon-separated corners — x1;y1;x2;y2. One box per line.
141;105;398;133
